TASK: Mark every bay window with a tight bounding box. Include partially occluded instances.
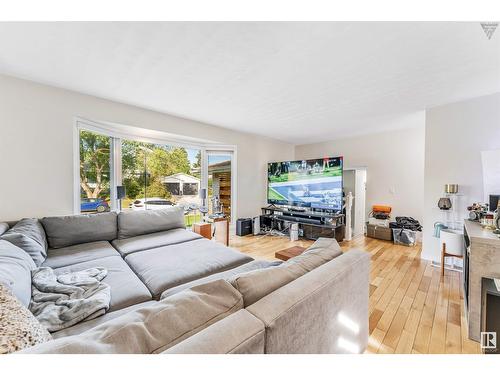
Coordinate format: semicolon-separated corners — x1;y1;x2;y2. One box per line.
75;119;236;226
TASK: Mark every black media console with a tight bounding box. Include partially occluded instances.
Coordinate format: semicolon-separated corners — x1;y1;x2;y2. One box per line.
260;206;345;242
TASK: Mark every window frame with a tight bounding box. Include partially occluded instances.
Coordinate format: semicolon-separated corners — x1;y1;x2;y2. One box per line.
73;117;237;223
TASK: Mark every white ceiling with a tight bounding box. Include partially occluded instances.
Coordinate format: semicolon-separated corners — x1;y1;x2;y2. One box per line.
0;22;499;144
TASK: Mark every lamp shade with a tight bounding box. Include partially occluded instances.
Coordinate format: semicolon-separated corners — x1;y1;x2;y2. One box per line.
116;186;126;200
444;184;459;194
438;197;452;210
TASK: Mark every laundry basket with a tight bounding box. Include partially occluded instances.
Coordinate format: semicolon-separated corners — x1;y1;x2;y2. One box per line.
392;228;418;246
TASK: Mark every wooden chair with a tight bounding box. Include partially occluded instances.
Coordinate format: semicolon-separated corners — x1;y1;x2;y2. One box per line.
440;229;465;277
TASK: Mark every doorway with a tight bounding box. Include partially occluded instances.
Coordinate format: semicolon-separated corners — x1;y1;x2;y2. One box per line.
343;168;367;237
206;151;234;221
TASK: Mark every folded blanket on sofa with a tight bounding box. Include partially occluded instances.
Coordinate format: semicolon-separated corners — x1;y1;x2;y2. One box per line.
29;267;111;332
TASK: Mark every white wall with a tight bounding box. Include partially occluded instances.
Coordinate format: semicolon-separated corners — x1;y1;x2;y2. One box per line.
0;75;294;221
422;93;500;262
295;112;426;223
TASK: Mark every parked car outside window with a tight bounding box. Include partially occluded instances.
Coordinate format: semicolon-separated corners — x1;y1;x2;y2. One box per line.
128;198;174;210
81;198;110;213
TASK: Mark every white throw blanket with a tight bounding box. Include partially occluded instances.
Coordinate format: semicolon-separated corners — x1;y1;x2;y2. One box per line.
30;267;111;332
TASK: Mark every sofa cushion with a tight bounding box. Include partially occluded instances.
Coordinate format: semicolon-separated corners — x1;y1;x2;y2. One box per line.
21;280;243;354
286;237;343;270
1;232;46;267
52;301;157;339
54;256;152;312
245;249;370;354
111;228;202;256
42;241;120;269
160;259;281;299
41;212;117;249
231;237;343;306
0;284;52;354
163;309;266;354
0;222;9;236
0;240;36;307
1;218;48;266
117;207;185;239
125;238;253;298
7;218;48;250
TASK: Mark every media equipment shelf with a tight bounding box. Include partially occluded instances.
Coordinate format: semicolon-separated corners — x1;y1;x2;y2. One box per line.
260;206;345;242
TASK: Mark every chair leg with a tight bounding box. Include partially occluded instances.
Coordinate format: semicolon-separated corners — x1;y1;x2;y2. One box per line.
441;242;446;277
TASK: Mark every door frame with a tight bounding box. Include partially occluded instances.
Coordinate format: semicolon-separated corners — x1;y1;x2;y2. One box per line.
203;147;237;225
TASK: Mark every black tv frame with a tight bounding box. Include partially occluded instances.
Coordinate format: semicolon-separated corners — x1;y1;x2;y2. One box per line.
266;156;344;212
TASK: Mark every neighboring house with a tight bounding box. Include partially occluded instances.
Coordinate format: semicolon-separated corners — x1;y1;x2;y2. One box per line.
162;173;200;196
161;173;201;206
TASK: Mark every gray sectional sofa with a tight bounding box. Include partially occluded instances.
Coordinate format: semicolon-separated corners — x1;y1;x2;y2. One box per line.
0;207;370;354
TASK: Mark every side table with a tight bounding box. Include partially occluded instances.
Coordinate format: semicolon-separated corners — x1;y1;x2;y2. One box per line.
275;246;307;261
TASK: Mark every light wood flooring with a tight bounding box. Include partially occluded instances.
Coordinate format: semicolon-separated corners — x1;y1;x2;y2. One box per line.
229;233;481;354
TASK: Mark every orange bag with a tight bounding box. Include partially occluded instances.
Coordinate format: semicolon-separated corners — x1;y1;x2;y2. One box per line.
372;205;392;214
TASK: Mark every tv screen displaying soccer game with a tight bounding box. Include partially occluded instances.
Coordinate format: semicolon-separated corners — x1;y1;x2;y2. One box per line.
267;156;343;211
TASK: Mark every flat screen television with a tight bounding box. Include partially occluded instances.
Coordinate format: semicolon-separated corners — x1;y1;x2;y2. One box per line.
267;156;343;211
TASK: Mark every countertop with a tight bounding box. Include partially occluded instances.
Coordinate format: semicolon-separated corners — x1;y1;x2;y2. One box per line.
464;219;500;245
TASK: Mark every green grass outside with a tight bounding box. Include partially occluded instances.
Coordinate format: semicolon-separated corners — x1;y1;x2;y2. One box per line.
269;167;342;184
185;212;203;227
121;198;134;208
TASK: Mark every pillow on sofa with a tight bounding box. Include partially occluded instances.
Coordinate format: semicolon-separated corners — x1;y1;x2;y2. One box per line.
1;218;48;266
0;284;52;354
20;279;242;354
41;212;117;249
0;240;36;307
1;233;46;267
117;206;185;239
231;238;343;306
9;218;47;250
0;222;9;236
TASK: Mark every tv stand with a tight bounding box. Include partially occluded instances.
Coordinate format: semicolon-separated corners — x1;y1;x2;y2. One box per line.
287;206;307;212
260;206;345;242
265;203;279;209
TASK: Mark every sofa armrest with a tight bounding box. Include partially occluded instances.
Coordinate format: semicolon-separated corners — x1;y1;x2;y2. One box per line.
163;310;265;354
246;249;370;354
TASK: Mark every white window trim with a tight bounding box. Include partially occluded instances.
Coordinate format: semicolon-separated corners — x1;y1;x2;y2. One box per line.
73;117;238;223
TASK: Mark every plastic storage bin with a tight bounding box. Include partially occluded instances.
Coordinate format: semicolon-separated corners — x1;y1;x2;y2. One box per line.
392;228;418;246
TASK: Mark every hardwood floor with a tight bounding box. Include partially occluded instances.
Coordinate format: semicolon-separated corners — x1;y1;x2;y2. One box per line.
229;233;481;354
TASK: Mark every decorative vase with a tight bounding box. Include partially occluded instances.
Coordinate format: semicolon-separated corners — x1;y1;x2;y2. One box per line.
438;197;452;210
444;184;459;194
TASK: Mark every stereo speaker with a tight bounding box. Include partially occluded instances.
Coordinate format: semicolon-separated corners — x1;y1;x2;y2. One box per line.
236;218;253;236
